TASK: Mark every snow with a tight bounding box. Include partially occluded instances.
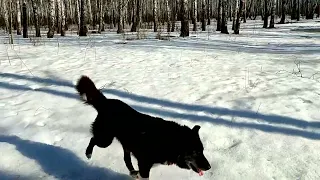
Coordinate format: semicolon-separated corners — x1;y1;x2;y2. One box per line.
0;19;320;180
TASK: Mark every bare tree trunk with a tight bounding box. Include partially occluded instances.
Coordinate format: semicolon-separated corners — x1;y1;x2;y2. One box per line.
291;0;297;19
98;0;104;33
171;0;178;32
92;0;97;28
66;0;72;29
306;0;312;19
131;0;141;32
279;0;286;23
207;0;211;24
153;0;158;32
248;0;254;19
263;0;268;28
243;0;246;22
317;3;320;18
253;0;260;20
16;0;22;35
117;0;125;33
56;0;61;33
192;0;197;31
229;0;233;21
216;0;222;31
38;0;44;26
76;0;81;33
79;0;87;36
61;0;66;36
3;0;10;33
296;0;300;21
232;0;237;30
180;0;189;37
112;1;116;28
269;0;276;28
22;2;28;38
31;0;41;37
87;0;93;27
101;0;106;31
233;0;239;34
131;0;136;29
201;0;206;31
221;0;229;33
8;0;13;40
234;0;242;34
165;0;171;32
47;0;55;38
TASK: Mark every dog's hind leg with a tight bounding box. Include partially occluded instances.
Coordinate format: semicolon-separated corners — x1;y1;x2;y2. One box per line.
137;161;152;179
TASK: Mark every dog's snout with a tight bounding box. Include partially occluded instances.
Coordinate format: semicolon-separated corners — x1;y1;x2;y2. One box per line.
202;159;211;171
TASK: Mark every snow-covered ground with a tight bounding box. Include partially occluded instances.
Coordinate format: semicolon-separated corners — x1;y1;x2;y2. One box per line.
0;19;320;180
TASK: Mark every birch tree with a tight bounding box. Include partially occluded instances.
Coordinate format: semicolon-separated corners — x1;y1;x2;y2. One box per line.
16;0;22;35
87;0;93;26
180;0;189;37
2;0;10;33
234;0;243;34
79;0;87;36
8;0;13;40
98;0;104;33
31;0;41;37
279;0;286;24
201;0;206;31
47;0;55;38
75;0;81;33
269;0;276;28
22;2;28;38
117;0;125;33
165;0;171;32
56;0;62;33
153;0;158;32
61;0;66;36
263;0;268;28
216;0;222;31
207;0;211;25
221;0;229;33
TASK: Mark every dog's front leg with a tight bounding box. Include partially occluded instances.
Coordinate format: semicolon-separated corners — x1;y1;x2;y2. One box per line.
124;148;139;178
86;137;95;159
87;133;114;159
138;161;152;180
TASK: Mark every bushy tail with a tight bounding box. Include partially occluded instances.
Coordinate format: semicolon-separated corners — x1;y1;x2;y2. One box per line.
75;75;99;105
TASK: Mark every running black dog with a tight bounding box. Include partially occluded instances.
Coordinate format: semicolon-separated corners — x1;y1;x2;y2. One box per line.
76;76;211;179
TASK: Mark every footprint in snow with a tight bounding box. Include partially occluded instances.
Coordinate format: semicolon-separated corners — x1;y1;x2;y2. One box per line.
29;84;43;90
54;136;63;142
36;121;46;127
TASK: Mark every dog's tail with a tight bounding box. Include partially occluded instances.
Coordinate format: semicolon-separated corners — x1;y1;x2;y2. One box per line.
75;75;101;106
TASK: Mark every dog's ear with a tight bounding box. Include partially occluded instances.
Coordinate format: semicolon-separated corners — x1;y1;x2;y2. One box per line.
192;125;201;133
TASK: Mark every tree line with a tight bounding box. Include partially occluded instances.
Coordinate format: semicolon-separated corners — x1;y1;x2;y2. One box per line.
0;0;319;38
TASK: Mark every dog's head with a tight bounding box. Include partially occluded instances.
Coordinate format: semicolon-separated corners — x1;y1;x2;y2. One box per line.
176;125;211;174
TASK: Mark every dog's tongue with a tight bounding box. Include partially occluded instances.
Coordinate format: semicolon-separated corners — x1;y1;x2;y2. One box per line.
198;169;204;176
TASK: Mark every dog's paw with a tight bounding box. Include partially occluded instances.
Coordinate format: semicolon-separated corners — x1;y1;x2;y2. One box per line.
86;153;92;159
129;170;139;179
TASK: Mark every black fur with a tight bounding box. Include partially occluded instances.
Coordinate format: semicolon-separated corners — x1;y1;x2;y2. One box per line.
76;75;211;179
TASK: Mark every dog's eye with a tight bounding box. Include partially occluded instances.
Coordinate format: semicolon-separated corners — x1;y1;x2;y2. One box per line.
192;151;201;156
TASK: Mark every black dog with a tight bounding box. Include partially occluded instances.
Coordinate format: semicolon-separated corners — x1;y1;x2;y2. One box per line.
76;76;211;179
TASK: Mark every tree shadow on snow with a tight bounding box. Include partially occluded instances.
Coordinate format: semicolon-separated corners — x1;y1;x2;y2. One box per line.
1;72;320;140
0;170;34;180
0;135;131;180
